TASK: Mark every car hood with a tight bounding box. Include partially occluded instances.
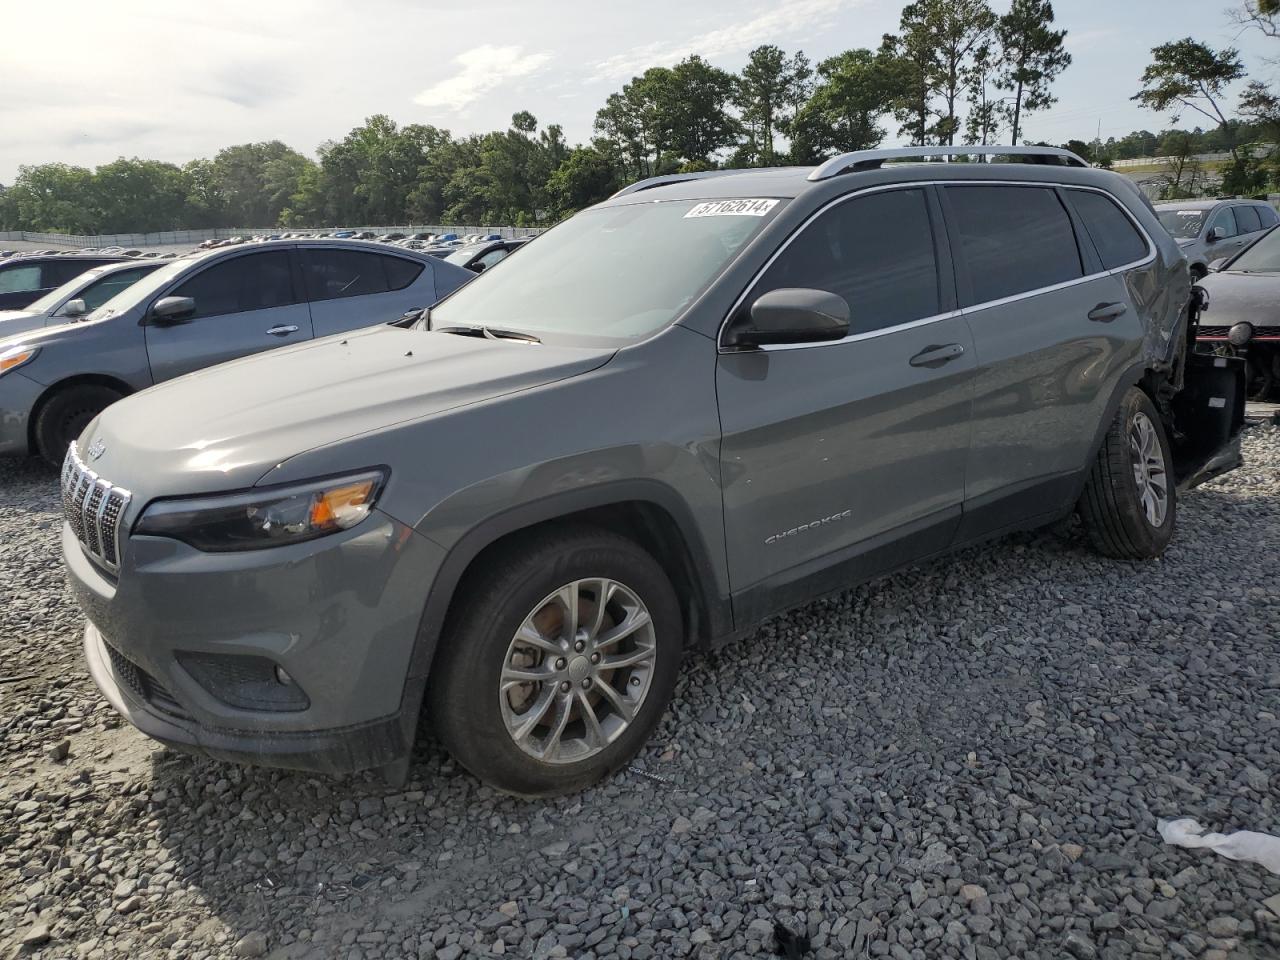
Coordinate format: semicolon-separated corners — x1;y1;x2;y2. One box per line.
1198;271;1280;324
0;309;45;338
82;324;615;497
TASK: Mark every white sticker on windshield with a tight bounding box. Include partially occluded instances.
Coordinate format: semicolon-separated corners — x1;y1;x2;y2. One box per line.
684;199;779;218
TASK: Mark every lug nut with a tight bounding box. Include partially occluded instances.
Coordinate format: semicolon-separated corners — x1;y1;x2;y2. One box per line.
590;653;600;664
581;678;592;689
574;640;586;652
559;681;571;692
630;676;641;687
555;658;566;670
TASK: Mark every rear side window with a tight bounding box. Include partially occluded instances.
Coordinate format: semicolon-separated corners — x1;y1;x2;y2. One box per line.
0;265;43;294
301;249;400;301
1259;206;1279;228
171;252;297;319
1066;189;1150;270
946;185;1083;304
751;187;940;334
382;255;424;290
1235;205;1262;233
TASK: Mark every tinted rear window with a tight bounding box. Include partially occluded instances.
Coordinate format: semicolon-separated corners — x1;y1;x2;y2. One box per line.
1260;206;1279;227
301;249;390;301
946;186;1083;304
1066;189;1150;270
383;256;424;290
0;264;43;294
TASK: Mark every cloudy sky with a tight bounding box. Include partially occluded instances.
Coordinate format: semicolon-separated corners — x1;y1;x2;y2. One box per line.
1;0;1276;181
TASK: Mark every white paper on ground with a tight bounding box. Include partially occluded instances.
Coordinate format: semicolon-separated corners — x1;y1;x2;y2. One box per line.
1158;818;1280;875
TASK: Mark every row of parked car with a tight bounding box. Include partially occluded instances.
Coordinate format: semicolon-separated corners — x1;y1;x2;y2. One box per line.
1154;196;1280;400
0;145;1254;799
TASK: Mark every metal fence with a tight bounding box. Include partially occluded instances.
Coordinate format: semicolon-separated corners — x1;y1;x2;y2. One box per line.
0;224;545;248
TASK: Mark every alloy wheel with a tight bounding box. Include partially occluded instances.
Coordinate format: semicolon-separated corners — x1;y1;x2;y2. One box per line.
1129;410;1169;527
499;578;657;764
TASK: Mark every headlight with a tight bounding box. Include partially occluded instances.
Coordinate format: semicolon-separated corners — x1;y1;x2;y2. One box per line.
134;470;387;552
0;345;37;377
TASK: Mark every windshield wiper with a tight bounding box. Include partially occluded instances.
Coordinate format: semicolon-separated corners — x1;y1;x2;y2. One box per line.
436;325;541;344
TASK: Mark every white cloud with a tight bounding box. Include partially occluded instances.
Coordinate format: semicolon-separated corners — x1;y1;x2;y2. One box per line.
591;0;853;81
413;45;552;113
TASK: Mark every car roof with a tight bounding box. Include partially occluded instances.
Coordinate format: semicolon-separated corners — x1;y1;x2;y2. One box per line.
1152;199;1235;210
0;253;130;266
597;146;1135;208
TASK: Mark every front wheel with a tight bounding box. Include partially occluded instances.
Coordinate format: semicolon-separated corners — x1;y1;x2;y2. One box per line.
1079;387;1176;559
33;384;123;467
428;527;682;796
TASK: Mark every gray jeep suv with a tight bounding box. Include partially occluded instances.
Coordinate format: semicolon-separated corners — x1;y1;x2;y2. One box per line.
0;240;472;463
63;146;1245;796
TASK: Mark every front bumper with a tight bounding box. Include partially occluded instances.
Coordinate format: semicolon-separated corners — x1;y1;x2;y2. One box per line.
68;510;447;775
0;370;41;456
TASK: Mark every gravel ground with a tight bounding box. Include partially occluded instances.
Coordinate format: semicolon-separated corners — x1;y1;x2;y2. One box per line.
3;428;1280;960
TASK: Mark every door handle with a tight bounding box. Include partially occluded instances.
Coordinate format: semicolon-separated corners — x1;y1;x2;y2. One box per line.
267;324;299;337
1087;302;1127;323
909;343;965;368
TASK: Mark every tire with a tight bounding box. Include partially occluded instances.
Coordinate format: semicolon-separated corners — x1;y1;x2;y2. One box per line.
428;526;683;797
33;385;123;467
1079;387;1176;559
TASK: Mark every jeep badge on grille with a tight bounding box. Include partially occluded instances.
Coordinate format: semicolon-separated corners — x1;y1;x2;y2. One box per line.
87;438;106;461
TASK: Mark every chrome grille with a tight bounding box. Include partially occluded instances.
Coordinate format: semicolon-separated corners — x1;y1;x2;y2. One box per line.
61;445;131;572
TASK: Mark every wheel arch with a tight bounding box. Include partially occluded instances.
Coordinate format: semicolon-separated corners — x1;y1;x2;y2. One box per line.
27;373;134;453
405;483;733;688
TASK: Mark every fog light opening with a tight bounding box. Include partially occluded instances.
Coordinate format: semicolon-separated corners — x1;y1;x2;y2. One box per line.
274;665;294;686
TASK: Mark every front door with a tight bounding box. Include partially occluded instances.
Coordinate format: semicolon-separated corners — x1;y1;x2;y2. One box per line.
144;249;312;383
717;186;975;622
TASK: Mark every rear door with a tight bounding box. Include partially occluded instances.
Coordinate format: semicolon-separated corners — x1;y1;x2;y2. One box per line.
144;249;313;382
299;247;437;337
717;185;975;616
1232;204;1266;254
942;183;1142;537
1206;205;1249;262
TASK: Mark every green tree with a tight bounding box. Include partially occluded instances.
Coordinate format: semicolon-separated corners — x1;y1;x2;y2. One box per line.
789;48;904;160
735;45;809;165
6;164;98;233
922;0;998;144
996;0;1071;145
91;158;189;233
212;141;313;226
883;6;943;145
662;56;739;166
545;145;622;216
1132;39;1245;160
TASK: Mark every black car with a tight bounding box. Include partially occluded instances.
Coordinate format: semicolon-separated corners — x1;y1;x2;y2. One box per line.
1197;221;1280;399
442;238;530;273
0;255;131;310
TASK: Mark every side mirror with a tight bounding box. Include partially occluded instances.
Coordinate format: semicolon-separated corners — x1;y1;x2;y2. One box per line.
151;296;195;323
60;298;88;318
1208;226;1227;242
1208;258;1230;273
725;288;850;349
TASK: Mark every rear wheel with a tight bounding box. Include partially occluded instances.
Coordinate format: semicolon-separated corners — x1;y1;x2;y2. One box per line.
33;384;123;467
1079;387;1176;559
428;527;682;796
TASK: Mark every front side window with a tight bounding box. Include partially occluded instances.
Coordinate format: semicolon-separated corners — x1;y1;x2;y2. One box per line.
747;188;940;335
1210;206;1239;238
427;198;783;344
1234;205;1262;234
1066;189;1150;270
300;249;392;301
946;185;1083;305
0;265;43;294
171;252;296;319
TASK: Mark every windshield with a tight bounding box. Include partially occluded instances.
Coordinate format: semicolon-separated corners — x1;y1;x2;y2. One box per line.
445;246;483;266
427;198;785;343
1223;225;1280;272
24;267;109;313
1157;209;1207;239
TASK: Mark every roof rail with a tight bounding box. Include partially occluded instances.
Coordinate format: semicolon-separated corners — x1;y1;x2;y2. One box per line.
807;145;1089;181
610;170;748;199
